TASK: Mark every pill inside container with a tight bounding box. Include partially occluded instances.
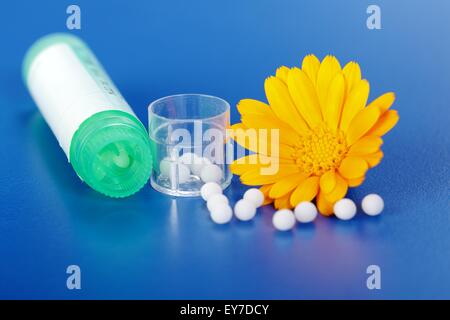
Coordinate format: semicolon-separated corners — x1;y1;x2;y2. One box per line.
148;94;232;196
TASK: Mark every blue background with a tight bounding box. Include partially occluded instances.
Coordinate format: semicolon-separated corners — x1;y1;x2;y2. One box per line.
0;0;449;299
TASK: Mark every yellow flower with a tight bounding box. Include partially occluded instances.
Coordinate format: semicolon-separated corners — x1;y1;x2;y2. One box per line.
230;54;399;215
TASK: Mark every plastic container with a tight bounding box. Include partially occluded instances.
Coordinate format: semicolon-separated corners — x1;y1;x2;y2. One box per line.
23;33;152;197
148;94;232;196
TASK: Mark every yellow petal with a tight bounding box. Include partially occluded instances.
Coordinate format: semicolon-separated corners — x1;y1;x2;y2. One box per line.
342;61;361;96
346;105;381;145
229;126;295;158
269;173;309;198
366;110;399;137
338;156;369;180
319;170;337;194
230;154;295;175
316;191;334;216
290;176;320;206
240;165;301;186
276;66;290;84
348;136;383;155
274;190;294;209
260;184;274;205
367;92;395;114
264;76;310;135
240;114;300;146
237;99;273;116
347;176;365;187
301;54;320;85
287;67;323;128
339;79;370;131
323;173;348;203
323;73;345;130
364;151;384;168
316;55;342;110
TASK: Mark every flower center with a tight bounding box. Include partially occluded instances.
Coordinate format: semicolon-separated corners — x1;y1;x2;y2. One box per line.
293;125;348;175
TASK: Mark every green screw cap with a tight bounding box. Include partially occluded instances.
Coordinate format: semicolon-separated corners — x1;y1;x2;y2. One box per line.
70;110;152;198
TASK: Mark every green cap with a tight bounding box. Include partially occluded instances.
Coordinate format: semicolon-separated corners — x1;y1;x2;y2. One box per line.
70;110;152;198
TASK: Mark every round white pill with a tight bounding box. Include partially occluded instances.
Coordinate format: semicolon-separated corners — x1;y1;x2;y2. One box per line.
294;201;318;223
243;188;265;208
176;163;190;184
361;194;384;216
210;205;233;224
200;164;223;183
272;209;296;231
200;182;222;201
159;157;172;177
234;199;257;221
179;152;199;165
191;157;212;176
207;193;229;211
333;198;357;220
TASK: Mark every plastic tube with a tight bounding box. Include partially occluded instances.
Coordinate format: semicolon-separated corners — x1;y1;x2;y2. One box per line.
23;33;152;197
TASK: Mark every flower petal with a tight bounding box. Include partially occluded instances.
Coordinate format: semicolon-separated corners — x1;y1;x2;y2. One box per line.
269;173;309;198
237;99;273;116
347;176;365;187
241;114;300;146
289;176;320;206
338;156;369;180
339;79;370;131
240;165;301;186
316;191;334;216
229;126;295;158
323;173;348;203
317;55;342;110
265;76;310;135
342;61;361;96
364;151;384;168
260;184;274;205
348;136;383;155
274;190;294;209
319;170;337;194
366;110;399;137
276;66;290;84
367;92;395;114
302;54;320;84
346;106;381;145
230;154;295;175
287;67;323;128
324;73;345;131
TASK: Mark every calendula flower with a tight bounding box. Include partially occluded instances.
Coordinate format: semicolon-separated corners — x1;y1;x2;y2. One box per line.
230;55;399;215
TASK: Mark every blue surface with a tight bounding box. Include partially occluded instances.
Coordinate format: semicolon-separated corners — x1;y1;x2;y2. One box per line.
0;0;449;299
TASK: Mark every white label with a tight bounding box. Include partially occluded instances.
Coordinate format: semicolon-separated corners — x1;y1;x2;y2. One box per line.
27;43;135;159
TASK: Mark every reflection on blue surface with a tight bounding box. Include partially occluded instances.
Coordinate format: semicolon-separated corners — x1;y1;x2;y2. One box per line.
0;0;449;299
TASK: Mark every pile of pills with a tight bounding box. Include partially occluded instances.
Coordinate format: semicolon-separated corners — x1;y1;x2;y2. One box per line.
200;183;265;225
160;152;223;184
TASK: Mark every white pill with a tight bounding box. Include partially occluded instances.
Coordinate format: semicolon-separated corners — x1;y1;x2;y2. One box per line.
234;199;257;221
159;157;172;177
207;193;229;211
361;194;384;216
294;201;318;223
272;209;296;231
200;164;223;183
243;188;265;208
200;182;223;201
179;152;199;165
333;198;357;220
210;205;233;224
191;157;212;176
175;163;191;184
